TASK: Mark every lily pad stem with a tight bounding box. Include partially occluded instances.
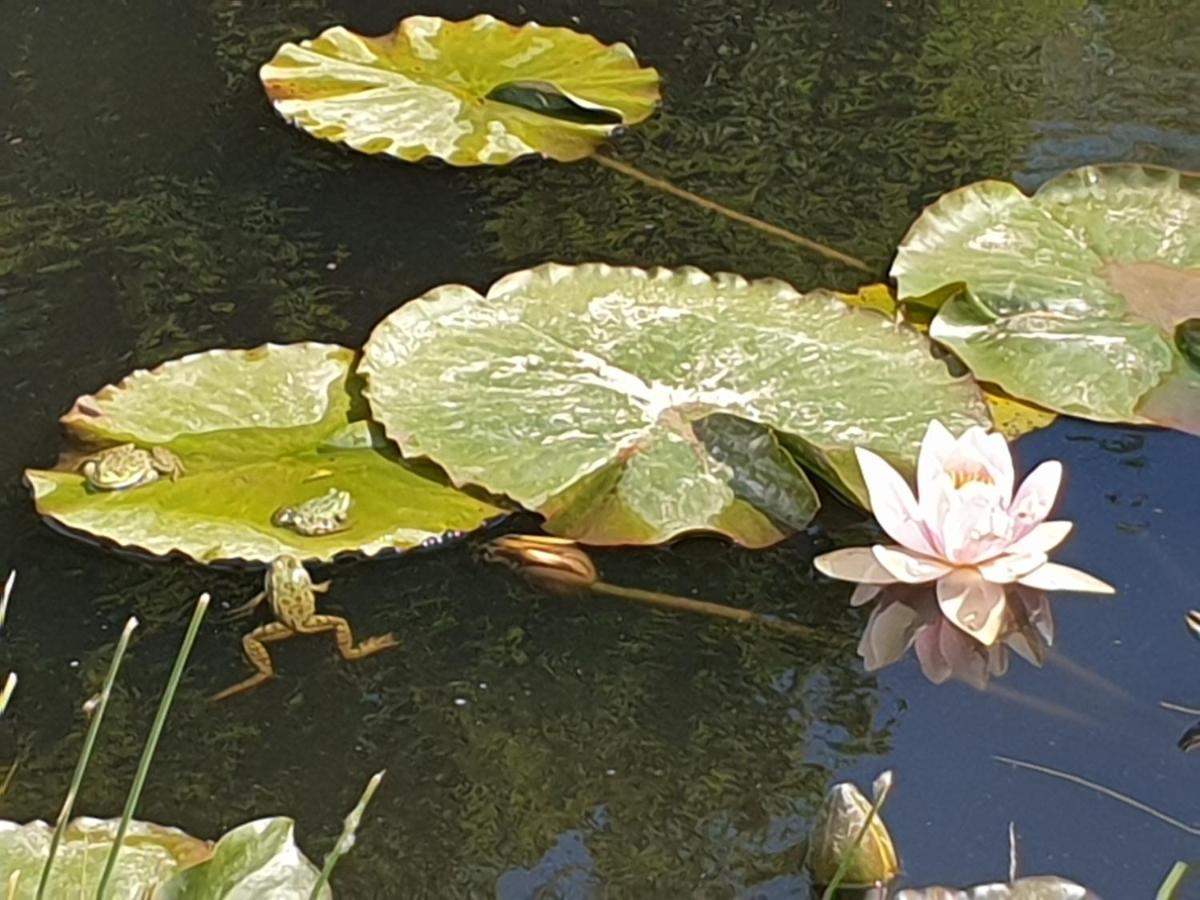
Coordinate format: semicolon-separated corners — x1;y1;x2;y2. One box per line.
96;594;209;900
310;769;386;899
35;616;138;900
591;152;871;272
590;580;820;640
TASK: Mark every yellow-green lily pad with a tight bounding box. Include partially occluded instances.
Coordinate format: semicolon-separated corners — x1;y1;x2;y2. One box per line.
24;343;505;564
893;164;1200;435
360;263;990;547
259;14;661;166
0;816;331;899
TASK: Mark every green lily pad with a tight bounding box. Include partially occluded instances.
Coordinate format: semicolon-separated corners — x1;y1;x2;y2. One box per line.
892;164;1200;434
360;263;990;547
0;816;329;899
0;817;211;899
259;14;660;166
159;817;328;899
24;343;505;564
894;876;1099;899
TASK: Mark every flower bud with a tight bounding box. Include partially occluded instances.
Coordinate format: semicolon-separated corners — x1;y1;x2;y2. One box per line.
805;773;899;888
483;535;599;594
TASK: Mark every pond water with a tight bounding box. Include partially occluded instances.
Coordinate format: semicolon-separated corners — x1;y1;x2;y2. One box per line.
2;0;1199;896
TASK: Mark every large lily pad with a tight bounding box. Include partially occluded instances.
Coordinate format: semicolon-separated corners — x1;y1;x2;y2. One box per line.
360;263;990;546
0;817;210;899
892;164;1200;434
159;817;328;899
259;14;660;166
0;816;328;899
24;343;504;564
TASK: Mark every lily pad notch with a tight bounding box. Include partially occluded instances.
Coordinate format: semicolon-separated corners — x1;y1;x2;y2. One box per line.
259;14;868;270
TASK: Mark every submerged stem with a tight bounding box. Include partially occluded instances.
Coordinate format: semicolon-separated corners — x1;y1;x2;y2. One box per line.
36;616;138;900
591;152;871;272
591;580;820;640
96;595;209;900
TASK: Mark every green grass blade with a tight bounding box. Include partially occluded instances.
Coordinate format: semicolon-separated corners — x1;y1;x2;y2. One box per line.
0;571;15;634
1158;862;1195;900
35;616;138;900
0;673;15;718
309;769;386;899
95;594;209;900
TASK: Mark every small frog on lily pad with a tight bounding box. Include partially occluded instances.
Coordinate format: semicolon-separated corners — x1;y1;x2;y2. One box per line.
80;444;185;491
272;487;353;536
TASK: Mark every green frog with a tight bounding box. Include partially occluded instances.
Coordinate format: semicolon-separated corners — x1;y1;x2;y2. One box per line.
80;444;185;491
212;555;396;700
272;488;353;535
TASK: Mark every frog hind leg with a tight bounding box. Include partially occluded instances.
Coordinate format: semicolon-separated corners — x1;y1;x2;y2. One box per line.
296;614;398;660
211;621;294;701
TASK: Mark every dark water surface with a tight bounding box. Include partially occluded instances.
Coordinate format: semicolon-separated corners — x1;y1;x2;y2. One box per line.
2;0;1199;896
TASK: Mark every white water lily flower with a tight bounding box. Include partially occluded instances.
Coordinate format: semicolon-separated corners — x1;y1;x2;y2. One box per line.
816;420;1113;646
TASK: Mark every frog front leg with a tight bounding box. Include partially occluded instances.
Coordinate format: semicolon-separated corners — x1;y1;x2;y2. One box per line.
219;589;268;622
296;615;398;660
211;621;294;700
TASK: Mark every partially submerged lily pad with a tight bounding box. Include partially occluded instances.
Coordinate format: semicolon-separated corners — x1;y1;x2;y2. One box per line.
894;875;1099;899
158;817;328;899
0;816;329;899
360;263;990;546
260;14;660;166
25;343;504;564
0;817;210;899
892;164;1200;434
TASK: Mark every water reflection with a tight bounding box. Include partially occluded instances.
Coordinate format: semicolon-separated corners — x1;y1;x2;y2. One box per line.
858;584;1053;690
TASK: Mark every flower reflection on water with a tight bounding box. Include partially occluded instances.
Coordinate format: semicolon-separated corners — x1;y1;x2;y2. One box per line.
857;583;1053;689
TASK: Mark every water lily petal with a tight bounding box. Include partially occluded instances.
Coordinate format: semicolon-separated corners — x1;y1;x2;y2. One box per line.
913;626;952;684
858;601;922;670
916;419;956;500
1009;460;1063;537
1006;520;1073;556
872;545;954;583
936;567;1007;646
938;623;992;689
855;448;937;556
961;425;1015;500
850;582;884;606
1017;561;1115;594
814;548;897;584
938;488;1017;564
977;551;1048;584
1012;584;1055;646
915;422;957;555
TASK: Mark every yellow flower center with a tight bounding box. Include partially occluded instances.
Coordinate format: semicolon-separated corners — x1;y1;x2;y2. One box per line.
949;465;994;490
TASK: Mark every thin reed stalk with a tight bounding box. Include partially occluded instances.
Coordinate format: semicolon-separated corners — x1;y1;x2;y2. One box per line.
34;616;138;900
309;769;387;899
95;594;209;900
